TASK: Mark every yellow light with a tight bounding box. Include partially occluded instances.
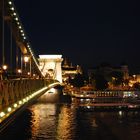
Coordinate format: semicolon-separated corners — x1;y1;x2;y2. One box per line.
8;1;12;5
23;99;26;102
24;56;29;63
87;106;90;109
27;72;30;75
13;103;18;108
19;101;22;105
0;112;5;117
13;12;16;16
39;55;62;59
15;17;18;21
7;107;12;112
119;111;122;116
17;69;22;73
2;65;8;70
11;7;14;10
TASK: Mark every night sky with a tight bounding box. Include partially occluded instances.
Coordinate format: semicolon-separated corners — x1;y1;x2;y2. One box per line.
14;0;140;71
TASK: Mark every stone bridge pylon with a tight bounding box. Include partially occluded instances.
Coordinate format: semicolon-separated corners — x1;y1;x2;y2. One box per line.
38;55;63;83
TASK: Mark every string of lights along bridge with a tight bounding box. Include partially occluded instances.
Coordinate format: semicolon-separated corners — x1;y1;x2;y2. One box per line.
0;0;62;128
0;0;42;77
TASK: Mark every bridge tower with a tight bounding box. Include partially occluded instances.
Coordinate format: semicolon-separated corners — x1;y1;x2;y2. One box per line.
38;55;63;83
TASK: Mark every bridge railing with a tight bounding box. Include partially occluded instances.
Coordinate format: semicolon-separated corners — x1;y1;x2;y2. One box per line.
0;78;45;111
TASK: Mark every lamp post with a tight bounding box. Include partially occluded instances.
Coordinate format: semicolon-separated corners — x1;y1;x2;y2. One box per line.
2;64;8;80
24;56;29;74
2;65;8;70
17;69;22;78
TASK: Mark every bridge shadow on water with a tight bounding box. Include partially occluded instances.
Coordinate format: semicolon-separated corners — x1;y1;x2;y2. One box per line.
38;88;60;103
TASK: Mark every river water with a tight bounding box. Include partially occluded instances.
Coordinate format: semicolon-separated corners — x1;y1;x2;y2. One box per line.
0;89;140;140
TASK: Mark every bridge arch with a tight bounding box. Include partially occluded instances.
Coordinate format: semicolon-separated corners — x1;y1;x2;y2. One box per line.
38;55;63;83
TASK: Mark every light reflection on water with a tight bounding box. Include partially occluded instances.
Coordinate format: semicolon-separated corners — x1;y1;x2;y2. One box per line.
30;103;57;139
56;105;77;140
0;89;140;140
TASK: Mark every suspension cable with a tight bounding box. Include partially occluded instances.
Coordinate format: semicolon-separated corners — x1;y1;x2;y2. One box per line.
2;0;5;65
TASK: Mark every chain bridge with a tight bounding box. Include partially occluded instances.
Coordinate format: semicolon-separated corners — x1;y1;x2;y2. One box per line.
0;0;63;130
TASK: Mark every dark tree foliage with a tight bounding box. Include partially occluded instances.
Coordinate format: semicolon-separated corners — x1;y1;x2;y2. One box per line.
110;71;124;86
69;73;84;87
94;74;108;90
133;82;140;90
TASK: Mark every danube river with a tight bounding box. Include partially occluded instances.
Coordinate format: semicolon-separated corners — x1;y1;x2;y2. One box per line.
0;89;140;140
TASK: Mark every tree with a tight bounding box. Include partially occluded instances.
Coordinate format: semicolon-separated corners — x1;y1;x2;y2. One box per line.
69;73;84;87
110;71;124;87
94;74;108;90
133;82;140;90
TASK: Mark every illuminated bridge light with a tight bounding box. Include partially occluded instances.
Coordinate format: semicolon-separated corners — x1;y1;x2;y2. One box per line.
11;7;14;11
119;111;122;116
8;1;12;5
23;36;26;40
23;99;26;102
29;95;32;99
0;112;5;118
87;106;91;109
7;107;12;112
13;103;18;108
13;12;16;16
19;100;22;105
15;17;18;21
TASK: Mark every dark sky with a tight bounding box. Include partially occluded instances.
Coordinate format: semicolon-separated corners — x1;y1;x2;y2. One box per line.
14;0;140;71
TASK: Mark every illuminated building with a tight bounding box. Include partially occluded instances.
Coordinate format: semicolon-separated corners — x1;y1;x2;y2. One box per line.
38;55;63;83
62;58;82;82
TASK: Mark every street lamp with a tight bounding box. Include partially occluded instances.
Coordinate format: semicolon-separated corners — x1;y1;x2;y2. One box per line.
2;65;8;80
17;69;22;74
24;56;29;63
24;55;29;74
17;68;22;78
2;65;8;70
